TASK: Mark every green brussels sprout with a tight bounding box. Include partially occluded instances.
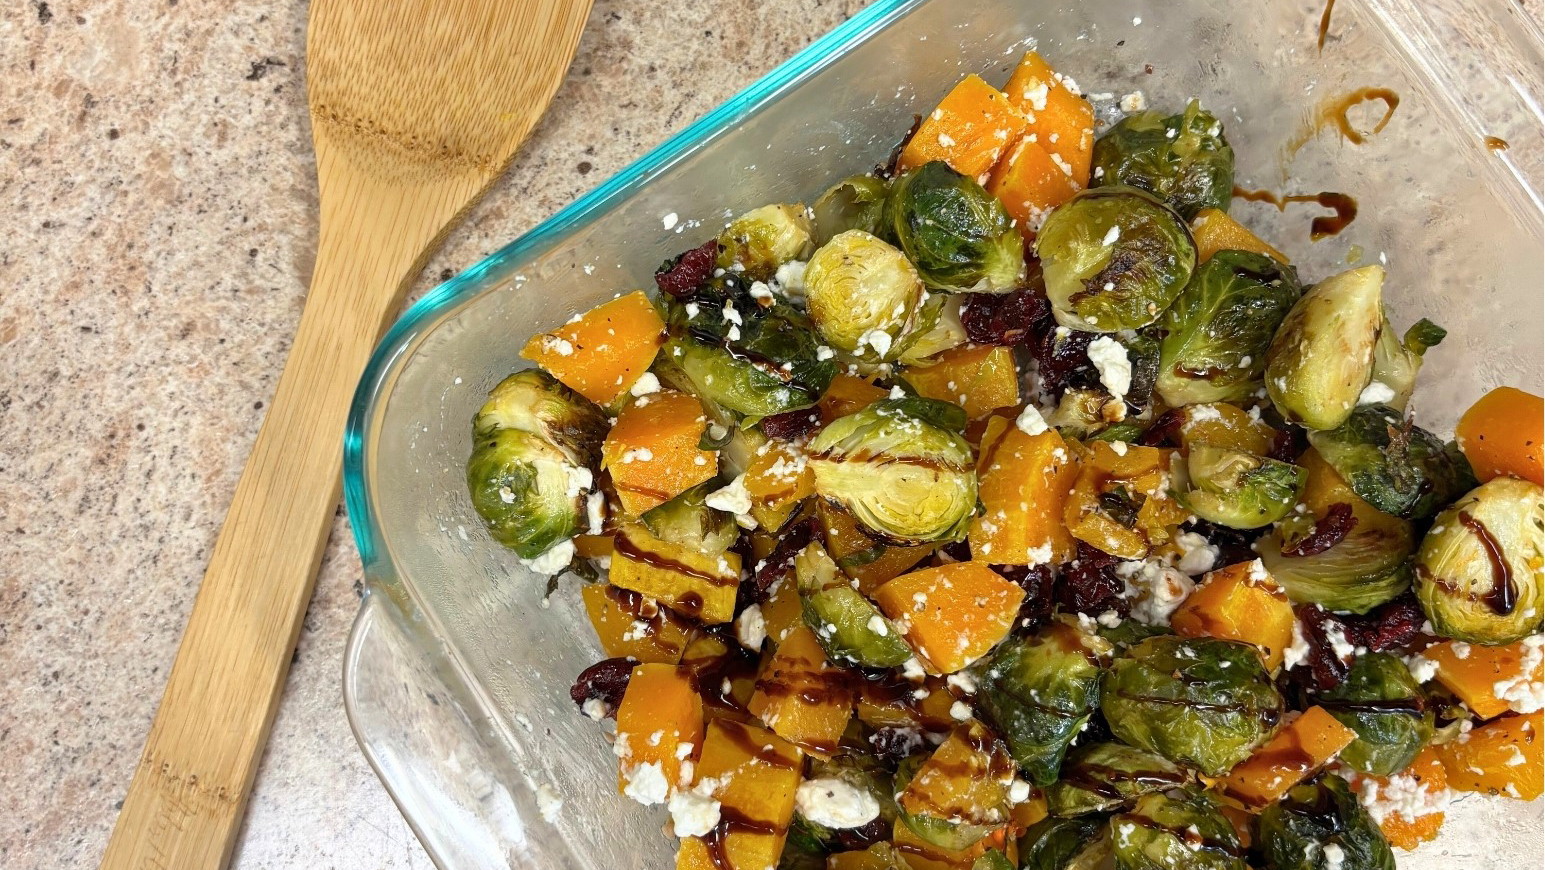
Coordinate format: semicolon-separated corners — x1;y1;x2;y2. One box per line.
1170;445;1307;530
804;230;927;363
1257;776;1395;870
779;820;830;870
883;160;1025;293
717;202;816;280
663;336;821;419
1110;790;1248;870
976;619;1113;786
1101;636;1283;776
794;544;911;668
1018;815;1112;870
1415;476;1545;644
1091;101;1235;220
1036;187;1197;333
1049;388;1123;439
1264;265;1384;431
812;174;890;244
972;851;1017;870
807;398;977;544
641;483;739;555
1091;421;1149;444
1097;619;1173;650
897;292;969;365
1368;314;1445;412
1045;742;1191;817
1259;544;1414;615
1317;652;1434;775
466;370;607;560
1156;250;1302;407
1307;405;1478;521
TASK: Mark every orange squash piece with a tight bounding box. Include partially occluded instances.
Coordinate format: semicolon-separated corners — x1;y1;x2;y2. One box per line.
742;441;813;531
1064;441;1189;559
970;416;1079;566
747;625;855;758
1170;560;1296;670
675;719;804;870
602;390;718;516
820;502;938;595
987;134;1081;234
615;663;704;799
758;572;805;645
1217;706;1357;807
890;818;1005;870
897;75;1030;182
898;722;1017;825
818;374;888;424
872;562;1025;674
1435;712;1544;800
904;344;1021;420
1172;402;1280;456
520;290;665;405
1003;52;1095;185
608;522;740;625
1190;208;1289;265
1361;748;1448;850
1423;638;1544;720
855;674;959;733
680;632;758;724
581;583;695;664
1011;789;1050;832
1456;386;1545;485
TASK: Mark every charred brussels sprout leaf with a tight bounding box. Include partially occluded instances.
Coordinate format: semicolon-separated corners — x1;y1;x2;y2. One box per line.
795;544;911;668
717;202;816;280
1091;101;1235;220
808;398;977;544
1265;266;1384;431
813;174;890;245
1036;187;1197;333
1415;476;1545;644
1157;250;1302;407
1257;776;1395;870
1260;539;1414;615
1307;405;1477;520
1019;815;1113;870
898;292;970;365
1368;314;1446;412
1046;742;1191;817
1110;790;1248;870
884;160;1026;293
976;619;1113;785
641;483;739;555
804;230;927;363
1101;635;1283;776
1171;445;1307;530
1317;652;1434;775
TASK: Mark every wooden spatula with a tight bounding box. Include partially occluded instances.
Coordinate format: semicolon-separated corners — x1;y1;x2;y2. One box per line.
101;1;594;867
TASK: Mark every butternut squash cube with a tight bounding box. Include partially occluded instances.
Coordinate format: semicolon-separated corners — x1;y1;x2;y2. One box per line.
898;75;1030;182
903;344;1021;420
818;373;888;424
820;502;937;595
676;719;804;870
1434;711;1543;800
615;663;704;800
1170;560;1296;670
987;134;1081;234
521;290;665;405
969;417;1079;566
581;583;694;664
872;563;1025;674
603;390;718;516
1423;638;1543;720
743;441;813;531
680;632;758;724
759;572;806;646
855;674;959;733
1190;208;1289;265
608;522;739;625
1003;52;1095;185
1360;748;1448;850
898;722;1017;825
1217;706;1357;807
747;625;855;758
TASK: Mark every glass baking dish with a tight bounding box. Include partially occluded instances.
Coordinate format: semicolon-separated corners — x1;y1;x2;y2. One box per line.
340;0;1543;867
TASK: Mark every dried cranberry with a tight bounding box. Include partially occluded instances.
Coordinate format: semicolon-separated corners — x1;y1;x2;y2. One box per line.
868;726;926;767
749;517;817;601
1032;318;1098;396
570;657;635;716
1267;425;1307;464
1182;519;1262;568
758;408;821;442
1281;503;1358;557
939;539;973;563
1057;542;1130;617
832;817;892;851
1138;409;1187;448
654;239;719;299
1341;594;1425;653
960;288;1048;346
997;563;1057;630
1293;605;1352;692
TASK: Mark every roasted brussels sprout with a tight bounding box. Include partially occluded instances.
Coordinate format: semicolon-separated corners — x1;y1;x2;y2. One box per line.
813;174;890;244
1414;476;1545;644
1018;815;1112;870
795;543;911;668
467;370;607;560
717;202;816;280
1091;101;1235;220
1265;265;1384;431
804;230;927;362
1049;388;1124;439
807;398;978;544
1156;250;1302;407
976;618;1113;785
663;335;824;419
1036;187;1197;333
884;160;1025;293
897;292;969;365
1170;445;1307;530
1368;314;1445;412
1257;776;1395;870
792;753;896;846
1045;742;1190;817
641;483;739;555
1109;790;1248;870
1307;405;1477;521
1101;635;1282;775
1317;652;1434;775
972;851;1017;870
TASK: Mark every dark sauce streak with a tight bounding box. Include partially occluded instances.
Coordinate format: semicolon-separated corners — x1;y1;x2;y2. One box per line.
1325;88;1399;145
1459;511;1517;615
1232;186;1358;241
611;532;739;589
1318;0;1337;51
1117;813;1244;856
1318;696;1427;715
1061;762;1189;801
1485;136;1510;152
702;803;781;870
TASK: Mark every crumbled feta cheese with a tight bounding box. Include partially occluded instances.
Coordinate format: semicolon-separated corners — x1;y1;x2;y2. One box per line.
1405;654;1439;684
622;761;670;806
867;614;891;636
1358;381;1397;406
667;783;723;837
1097;610;1124;628
1015;404;1050;436
1355;767;1451;825
950;700;973;721
947;672;978;694
889;385;908;399
1008;779;1032;805
736;604;768;651
620;447;654;464
1100;225;1121;246
541;335;575;357
662;212;679;230
1110;440;1128;456
1283;618;1311;671
520;538;575;575
1118;559;1195;625
795;778;881;829
536;782;564;823
858;328;894;359
586;492;606;536
565;465;593;499
1022;82;1050;112
902;657;927;680
1324;621;1356;660
1322;843;1345;870
629;372;661;397
815;345;836;361
774;260;808;300
1119;91;1147;113
705;474;757;530
1086;337;1132;404
749;281;775;305
1175;531;1219;576
1495;633;1545;713
581;698;611;721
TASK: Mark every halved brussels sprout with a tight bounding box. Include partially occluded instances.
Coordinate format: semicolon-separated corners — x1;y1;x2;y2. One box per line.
1317;652;1434;776
1045;742;1191;818
1101;635;1283;776
1415;476;1545;644
972;851;1017;870
1307;405;1477;521
1257;776;1395;870
897;293;969;365
795;544;911;668
472;369;609;448
1049;388;1124;440
1156;250;1302;407
641;483;740;556
1091;101;1235;220
813;174;890;244
807;398;977;544
1368;314;1445;411
1110;790;1248;870
883;160;1025;293
804;229;927;363
664;337;820;419
1018;815;1112;870
976;618;1113;785
1036;187;1197;333
1265;265;1384;431
717;202;816;280
1170;445;1307;530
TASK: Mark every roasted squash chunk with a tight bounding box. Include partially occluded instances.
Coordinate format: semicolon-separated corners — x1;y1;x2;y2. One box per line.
521;290;665;405
872;562;1025;674
603;390;718;516
1170;560;1296;670
970;417;1079;566
608;521;740;625
747;625;855;757
581;582;695;664
675;719;803;870
615;663;704;801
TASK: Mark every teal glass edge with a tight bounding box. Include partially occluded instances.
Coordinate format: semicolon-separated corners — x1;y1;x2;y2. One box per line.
341;0;921;569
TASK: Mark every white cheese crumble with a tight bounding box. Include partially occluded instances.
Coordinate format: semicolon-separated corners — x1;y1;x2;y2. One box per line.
1405;654;1439;684
621;761;670;806
535;782;564;823
794;778;881;829
857;327;894;359
628;372;661;397
1495;633;1545;713
667;782;723;838
541;335;575;357
581;697;611;721
1355;768;1451;825
1086;337;1132;404
1174;531;1219;576
736;604;768;651
620;447;654;464
867;614;891;637
1358;380;1397;406
1119;91;1147;113
662;212;679;230
1015;404;1050;436
1324;621;1356;660
774;260;808;301
520;538;575;575
1322;843;1345;870
1283;618;1311;671
1008;780;1032;805
705;474;757;530
1022;82;1050;112
950;700;973;721
1100;224;1121;246
1117;560;1194;625
586;492;606;536
889;385;908;399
